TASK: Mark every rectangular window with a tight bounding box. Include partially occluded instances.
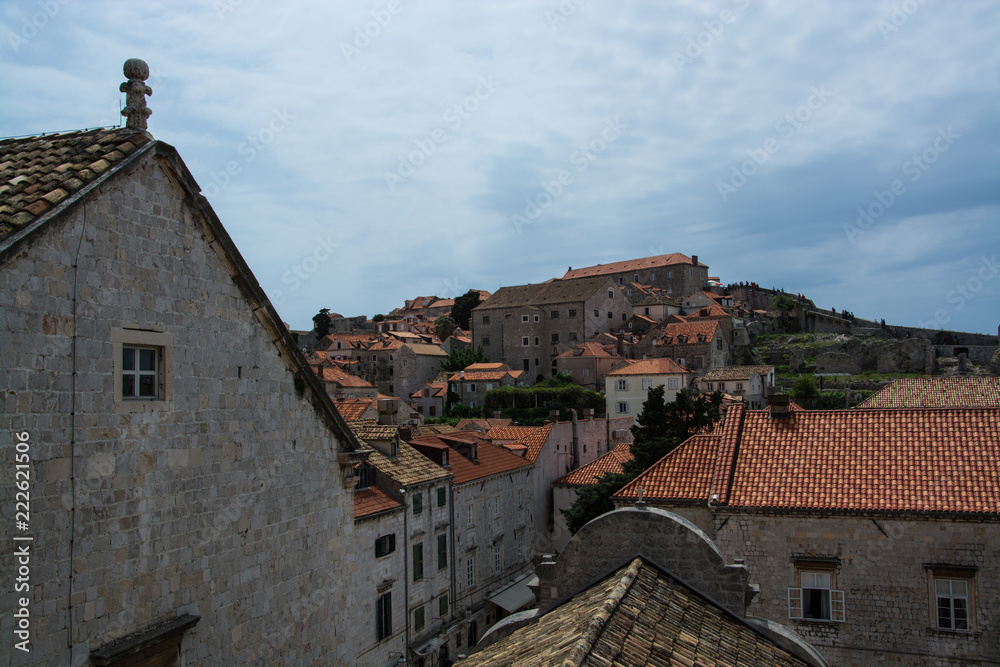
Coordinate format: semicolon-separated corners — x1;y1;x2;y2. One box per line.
608;290;614;299
522;337;529;346
551;333;559;343
534;337;539;346
594;309;599;317
788;568;844;622
439;595;448;617
736;382;744;391
569;309;577;318
486;382;493;391
492;496;500;518
534;315;539;322
615;379;628;391
122;346;158;399
493;540;503;574
438;534;448;570
483;337;490;345
413;492;423;515
413;543;424;581
375;534;396;557
466;557;475;587
617;402;628;414
482;315;490;324
467;503;475;527
582;368;589;377
517;488;523;508
607;312;613;319
376;592;392;641
414;605;425;632
929;567;975;631
522;315;529;323
668;378;678;389
569;332;578;341
523;359;530;372
468;383;477;392
550;310;559;319
642;378;652;390
437;487;447;507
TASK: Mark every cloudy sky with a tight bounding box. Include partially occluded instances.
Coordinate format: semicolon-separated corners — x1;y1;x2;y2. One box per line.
2;0;998;334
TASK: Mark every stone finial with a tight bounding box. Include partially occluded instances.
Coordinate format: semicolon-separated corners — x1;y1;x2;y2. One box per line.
120;58;152;131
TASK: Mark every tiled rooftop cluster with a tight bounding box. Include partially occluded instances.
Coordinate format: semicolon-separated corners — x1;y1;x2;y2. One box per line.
857;376;1000;408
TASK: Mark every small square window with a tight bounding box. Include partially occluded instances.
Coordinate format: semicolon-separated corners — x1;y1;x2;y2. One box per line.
569;332;578;341
483;337;491;345
112;328;172;411
122;346;159;399
550;310;559;319
375;534;396;557
788;566;844;622
568;309;577;318
928;567;976;631
522;337;529;346
668;378;678;390
617;401;628;414
522;315;529;323
607;312;613;319
482;315;491;324
551;333;559;343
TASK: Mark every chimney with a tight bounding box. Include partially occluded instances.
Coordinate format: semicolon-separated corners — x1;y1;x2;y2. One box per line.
550;409;560;423
767;393;791;419
120;59;152;131
692;255;699;265
493;411;501;419
460;370;465;379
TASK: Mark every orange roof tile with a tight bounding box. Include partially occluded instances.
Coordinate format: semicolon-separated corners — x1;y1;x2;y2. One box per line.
555;342;620;359
655;320;721;345
561;253;705;280
857;377;1000;408
465;363;507;371
447;370;523;382
333;397;377;420
555;443;634;485
408;434;532;484
606;358;692;376
455;418;514;431
517;422;554;464
613;436;718;500
354;485;404;519
485;426;541;442
631;406;1000;514
316;367;375;388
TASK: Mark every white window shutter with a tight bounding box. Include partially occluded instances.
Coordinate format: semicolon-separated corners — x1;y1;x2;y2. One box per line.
788;588;803;619
831;590;846;622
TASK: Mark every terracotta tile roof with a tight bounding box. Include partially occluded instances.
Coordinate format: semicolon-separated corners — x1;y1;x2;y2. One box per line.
447;370;523;382
485;426;541;442
613;436;719;501
465;363;507;371
410;423;458;437
354;485;404;519
366;337;404;351
404;343;448;357
411;381;447;399
555;342;620;359
0;128;152;244
366;440;452;487
655;319;721;345
560;253;706;280
333;397;377;420
701;365;775;382
857;377;1000;408
458;558;808;667
408;434;532;484
555;443;633;486
606;358;692;376
473;276;616;310
517;422;554;463
316;367;375;388
634;405;1000;514
687;302;731;318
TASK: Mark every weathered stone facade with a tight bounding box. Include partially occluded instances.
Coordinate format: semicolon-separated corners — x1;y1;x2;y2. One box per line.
631;508;1000;667
471;277;631;381
0;137;364;665
561;253;709;300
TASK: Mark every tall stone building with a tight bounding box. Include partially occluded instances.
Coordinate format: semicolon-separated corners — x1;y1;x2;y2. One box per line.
471;277;630;382
0;62;368;665
561;252;709;298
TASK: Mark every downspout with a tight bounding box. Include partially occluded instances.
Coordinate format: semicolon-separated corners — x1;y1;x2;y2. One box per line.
569;409;579;469
402;487;409;664
448;481;456;653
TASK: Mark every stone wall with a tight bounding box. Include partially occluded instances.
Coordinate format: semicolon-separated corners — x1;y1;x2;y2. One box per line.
0;155;360;665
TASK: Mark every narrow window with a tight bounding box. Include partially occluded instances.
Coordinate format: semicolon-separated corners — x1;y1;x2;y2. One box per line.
413;543;424;581
438;534;448;570
376;592;392;641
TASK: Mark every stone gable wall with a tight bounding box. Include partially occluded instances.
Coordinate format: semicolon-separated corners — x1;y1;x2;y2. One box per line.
0;156;359;665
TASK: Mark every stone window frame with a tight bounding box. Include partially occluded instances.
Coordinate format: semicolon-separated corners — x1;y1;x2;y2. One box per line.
616;401;628;414
414;604;425;632
376;592;392;641
925;565;977;633
112;327;173;413
522;336;529;347
788;560;845;622
522;314;529;323
375;534;396;557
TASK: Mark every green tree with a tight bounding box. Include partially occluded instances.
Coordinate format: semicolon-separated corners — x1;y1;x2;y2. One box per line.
626;386;724;473
434;315;458;342
536;371;577;387
770;293;797;313
560;385;723;535
560;472;636;534
371;313;385;322
791;375;818;407
440;345;489;373
312;308;331;340
450;290;482;330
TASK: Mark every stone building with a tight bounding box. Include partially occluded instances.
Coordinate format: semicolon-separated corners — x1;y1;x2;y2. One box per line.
458;507;826;666
604;357;695;418
561;252;709;299
407;432;536;655
612;404;1000;666
698;365;775;409
358;337;448;400
0;62;368;665
553;341;622;392
446;363;524;409
411;380;447;418
471;277;630;382
634;318;729;371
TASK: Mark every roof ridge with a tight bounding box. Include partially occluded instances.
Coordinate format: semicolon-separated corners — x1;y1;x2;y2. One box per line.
560;557;644;666
710;403;745;504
